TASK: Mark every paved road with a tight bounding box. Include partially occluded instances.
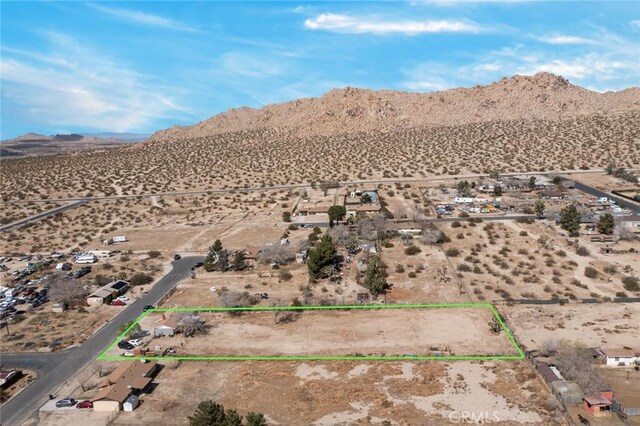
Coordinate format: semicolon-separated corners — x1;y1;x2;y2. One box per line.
0;256;203;426
0;200;88;234
569;180;640;215
1;169;606;205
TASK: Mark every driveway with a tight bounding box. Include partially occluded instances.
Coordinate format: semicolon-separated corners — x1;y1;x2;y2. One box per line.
0;256;203;426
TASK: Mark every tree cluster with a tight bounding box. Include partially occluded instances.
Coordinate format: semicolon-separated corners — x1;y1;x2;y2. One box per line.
363;255;391;296
306;235;336;281
188;400;267;426
559;204;581;237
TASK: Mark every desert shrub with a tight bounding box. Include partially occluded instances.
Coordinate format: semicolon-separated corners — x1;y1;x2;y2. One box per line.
451;221;461;228
404;245;421;255
395;264;405;273
622;277;639;292
575;246;590;256
584;267;598;279
147;250;161;259
278;269;293;282
445;248;460;257
519;231;528;237
130;272;153;286
407;271;417;278
555;249;567;257
458;263;472;272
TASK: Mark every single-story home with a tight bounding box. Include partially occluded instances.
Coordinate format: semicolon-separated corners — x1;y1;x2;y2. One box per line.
153;315;178;337
86;280;130;306
385;222;423;235
297;206;331;216
535;362;563;384
0;370;21;388
601;348;640;367
583;393;612;417
93;360;158;412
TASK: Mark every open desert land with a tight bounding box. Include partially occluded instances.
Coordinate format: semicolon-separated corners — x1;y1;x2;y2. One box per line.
68;359;562;426
439;219;637;302
137;307;517;358
1;110;639;203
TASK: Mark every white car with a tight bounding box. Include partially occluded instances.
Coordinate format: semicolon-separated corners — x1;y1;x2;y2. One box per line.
121;351;134;357
128;339;143;347
116;296;129;302
209;286;217;292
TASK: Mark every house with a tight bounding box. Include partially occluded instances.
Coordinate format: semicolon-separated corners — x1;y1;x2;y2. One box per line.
123;395;140;412
86;280;130;306
589;347;607;364
385;222;422;235
297;206;330;216
601;348;640;367
0;370;21;388
243;245;261;261
535;361;563;384
582;393;612;417
93;360;158;412
153;315;178;337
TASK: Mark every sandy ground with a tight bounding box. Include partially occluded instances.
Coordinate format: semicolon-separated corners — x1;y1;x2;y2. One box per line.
504;303;640;350
144;307;517;358
107;359;564;425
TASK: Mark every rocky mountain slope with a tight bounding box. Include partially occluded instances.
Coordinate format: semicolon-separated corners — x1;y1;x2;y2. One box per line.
149;72;640;141
0;133;139;158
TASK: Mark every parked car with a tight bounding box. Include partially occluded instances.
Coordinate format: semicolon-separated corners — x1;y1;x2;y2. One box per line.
121;352;134;357
193;262;204;268
255;293;269;300
55;398;77;408
209;286;217;293
116;296;129;302
173;254;181;260
117;341;134;350
143;305;154;312
128;339;143;347
76;400;93;409
110;300;126;306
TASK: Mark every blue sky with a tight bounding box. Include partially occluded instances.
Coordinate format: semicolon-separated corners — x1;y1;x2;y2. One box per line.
1;1;639;139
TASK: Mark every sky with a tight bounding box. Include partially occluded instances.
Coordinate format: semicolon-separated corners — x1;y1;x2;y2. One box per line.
1;1;639;139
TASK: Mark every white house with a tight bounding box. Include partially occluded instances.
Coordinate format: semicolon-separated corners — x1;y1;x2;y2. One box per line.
602;348;640;367
75;254;97;264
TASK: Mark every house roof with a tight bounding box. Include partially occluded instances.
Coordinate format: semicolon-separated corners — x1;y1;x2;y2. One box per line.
602;348;636;358
298;205;331;213
98;360;157;389
349;204;381;212
536;362;561;383
583;393;611;406
385;222;422;231
92;383;134;404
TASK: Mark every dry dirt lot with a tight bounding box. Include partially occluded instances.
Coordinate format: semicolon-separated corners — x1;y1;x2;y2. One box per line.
144;307;517;358
503;303;640;351
107;359;564;425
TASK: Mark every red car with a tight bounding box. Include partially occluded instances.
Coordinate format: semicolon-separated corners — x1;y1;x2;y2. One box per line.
76;400;93;409
110;300;126;306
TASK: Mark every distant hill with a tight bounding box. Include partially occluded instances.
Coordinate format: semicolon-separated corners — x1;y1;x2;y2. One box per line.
0;132;144;158
149;72;640;141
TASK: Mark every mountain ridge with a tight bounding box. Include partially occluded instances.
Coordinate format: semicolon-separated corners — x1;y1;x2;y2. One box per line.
149;72;640;142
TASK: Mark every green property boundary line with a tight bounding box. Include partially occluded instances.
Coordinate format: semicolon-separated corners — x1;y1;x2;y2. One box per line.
98;303;525;361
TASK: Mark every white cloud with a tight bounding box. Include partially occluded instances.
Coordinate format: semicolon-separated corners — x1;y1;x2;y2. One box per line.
219;53;285;79
536;35;594;45
87;3;201;33
304;13;482;35
1;32;194;132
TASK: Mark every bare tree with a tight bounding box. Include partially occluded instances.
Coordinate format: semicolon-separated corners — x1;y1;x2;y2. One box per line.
373;214;387;242
357;217;376;240
616;224;637;241
257;243;294;265
327;225;351;246
48;275;89;306
420;224;445;245
554;340;609;394
176;314;209;337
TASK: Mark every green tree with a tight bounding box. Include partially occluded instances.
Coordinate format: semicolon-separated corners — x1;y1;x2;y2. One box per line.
231;251;246;271
534;199;546;219
596;213;615;235
116;321;142;339
223;410;243;426
493;185;503;196
130;272;153;286
363;255;390;296
246;412;268;426
552;176;563;185
188;401;226;426
456;180;471;197
361;193;372;204
327;205;347;227
282;211;291;222
211;240;223;253
528;176;537;190
307;235;336;280
559;204;581;237
345;237;359;254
